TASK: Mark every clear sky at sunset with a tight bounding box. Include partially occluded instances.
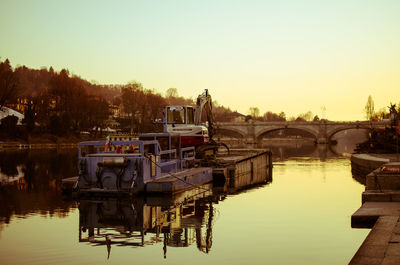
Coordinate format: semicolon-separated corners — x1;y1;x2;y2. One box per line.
1;0;399;121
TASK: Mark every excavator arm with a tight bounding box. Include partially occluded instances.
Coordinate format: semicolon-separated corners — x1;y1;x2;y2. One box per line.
194;89;214;141
193;89;229;159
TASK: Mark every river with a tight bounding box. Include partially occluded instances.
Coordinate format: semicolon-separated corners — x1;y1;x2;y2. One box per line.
0;132;369;264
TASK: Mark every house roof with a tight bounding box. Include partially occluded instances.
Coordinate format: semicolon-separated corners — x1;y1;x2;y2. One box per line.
0;107;24;125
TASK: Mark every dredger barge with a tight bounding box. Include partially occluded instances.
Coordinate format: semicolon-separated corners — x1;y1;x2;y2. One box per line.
62;132;272;196
62;90;272;196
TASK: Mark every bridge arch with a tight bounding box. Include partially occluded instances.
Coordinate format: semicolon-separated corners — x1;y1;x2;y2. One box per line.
214;127;245;139
327;125;371;141
256;127;318;141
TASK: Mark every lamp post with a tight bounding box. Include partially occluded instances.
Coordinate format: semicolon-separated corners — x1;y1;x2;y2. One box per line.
396;111;399;161
397;122;399;161
389;104;399;161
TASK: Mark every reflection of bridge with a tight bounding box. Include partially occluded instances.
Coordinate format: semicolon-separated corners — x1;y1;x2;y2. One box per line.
215;121;388;144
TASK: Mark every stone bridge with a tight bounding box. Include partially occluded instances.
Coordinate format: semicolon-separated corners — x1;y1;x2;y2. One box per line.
214;120;388;144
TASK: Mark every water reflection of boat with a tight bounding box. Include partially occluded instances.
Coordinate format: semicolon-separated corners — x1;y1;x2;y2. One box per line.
78;185;215;258
78;165;273;259
0;165;24;186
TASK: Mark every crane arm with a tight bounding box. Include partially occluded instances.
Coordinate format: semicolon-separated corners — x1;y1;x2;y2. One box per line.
194;89;214;140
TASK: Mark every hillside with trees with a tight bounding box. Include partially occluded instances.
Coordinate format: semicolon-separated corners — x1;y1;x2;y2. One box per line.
0;58;245;142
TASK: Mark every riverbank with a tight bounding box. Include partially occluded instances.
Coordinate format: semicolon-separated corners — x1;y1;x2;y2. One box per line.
350;154;400;264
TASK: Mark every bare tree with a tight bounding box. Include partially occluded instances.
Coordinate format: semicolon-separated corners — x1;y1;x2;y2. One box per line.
262;111;286;121
0;59;19;110
121;82;145;133
320;106;326;119
364;95;375;121
301;111;313;121
166;87;178;98
249;107;260;118
279;112;286;121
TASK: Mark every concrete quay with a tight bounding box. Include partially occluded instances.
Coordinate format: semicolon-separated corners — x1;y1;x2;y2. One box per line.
350;158;400;264
350;215;400;265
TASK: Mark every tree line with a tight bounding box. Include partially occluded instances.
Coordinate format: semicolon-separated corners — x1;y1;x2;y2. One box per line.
249;95;400;123
0;58;112;137
0;58;245;139
248;106;320;122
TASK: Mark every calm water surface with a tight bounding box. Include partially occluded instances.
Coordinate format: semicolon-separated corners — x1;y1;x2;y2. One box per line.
0;143;369;265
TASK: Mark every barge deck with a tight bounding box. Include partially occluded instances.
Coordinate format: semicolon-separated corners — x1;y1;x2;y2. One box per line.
62;135;272;196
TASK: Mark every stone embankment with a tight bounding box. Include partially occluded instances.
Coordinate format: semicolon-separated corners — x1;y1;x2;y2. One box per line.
350;154;400;264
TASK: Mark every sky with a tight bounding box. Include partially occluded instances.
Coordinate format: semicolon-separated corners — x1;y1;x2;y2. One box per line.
1;0;399;121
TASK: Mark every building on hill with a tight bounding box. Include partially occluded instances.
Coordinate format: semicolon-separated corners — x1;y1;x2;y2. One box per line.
0;107;24;125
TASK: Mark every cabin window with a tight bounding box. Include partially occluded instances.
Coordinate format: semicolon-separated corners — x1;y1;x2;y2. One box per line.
187;107;194;124
167;107;185;124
